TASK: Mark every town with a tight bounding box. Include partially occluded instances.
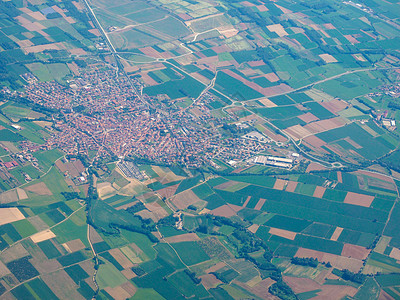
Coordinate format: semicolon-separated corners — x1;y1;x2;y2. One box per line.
20;62;289;169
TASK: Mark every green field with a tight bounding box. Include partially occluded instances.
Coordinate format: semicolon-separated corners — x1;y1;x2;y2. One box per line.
26;63;70;82
214;72;263;101
97;260;127;288
12;219;37;238
144;75;205;100
172;242;210;266
0;129;25;142
254;106;303;119
52;217;89;247
33;149;64;170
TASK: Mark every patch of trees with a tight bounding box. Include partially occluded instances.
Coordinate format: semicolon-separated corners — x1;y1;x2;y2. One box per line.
269;280;298;300
245;252;279;274
178;89;188;97
61;192;80;200
74;60;87;68
157;214;179;227
388;101;400;110
195;224;209;234
227;6;271;27
210;270;237;284
84;177;96;215
131;266;145;276
304;28;322;44
0;281;5;296
126;201;146;214
210;271;226;283
203;215;272;257
256;47;276;63
0;203;27;208
184;269;201;284
334;269;366;284
232;228;265;254
353;103;371;114
301;0;335;12
291;257;318;268
368;235;380;250
246;34;255;40
342;269;366;284
380;150;400;172
221;123;253;136
278;42;299;59
46;12;62;19
0;40;18;51
109;223;158;243
0;1;20;18
64;0;89;24
208;215;242;228
187;205;197;211
73;105;86;113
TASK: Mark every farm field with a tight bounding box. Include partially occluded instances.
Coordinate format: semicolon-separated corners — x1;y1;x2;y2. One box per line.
2;149;399;299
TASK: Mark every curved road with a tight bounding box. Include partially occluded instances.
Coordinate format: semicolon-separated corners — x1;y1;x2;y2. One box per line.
83;0;399;172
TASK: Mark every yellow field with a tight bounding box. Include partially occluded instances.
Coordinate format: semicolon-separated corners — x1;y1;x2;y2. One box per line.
0;208;25;226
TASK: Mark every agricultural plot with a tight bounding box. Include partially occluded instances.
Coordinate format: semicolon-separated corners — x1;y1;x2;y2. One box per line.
92;0;190;51
2;104;44;121
26;63;70;82
214;72;264;101
0;0;98;89
0;160;399;299
315;123;395;161
315;72;382;101
144;75;205;100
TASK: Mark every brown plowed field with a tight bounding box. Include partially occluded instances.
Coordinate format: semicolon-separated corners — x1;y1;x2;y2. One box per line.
25;182;52;195
298;112;319;123
306;162;328;173
210;204;237;217
344;192;374;207
273;179;286;190
285;181;298;192
269;228;297;240
313;186;326;198
295;248;363;272
330;227;343;241
171;189;201;210
254;198;266;210
341;244;370;260
321;99;348;113
284;276;358;300
164;233;200;243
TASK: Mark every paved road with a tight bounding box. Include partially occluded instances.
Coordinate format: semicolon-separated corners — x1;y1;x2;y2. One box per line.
83;0;400;172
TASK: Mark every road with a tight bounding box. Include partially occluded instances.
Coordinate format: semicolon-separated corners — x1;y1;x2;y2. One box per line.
83;0;400;172
359;169;400;273
82;0;116;53
81;0;154;112
225;66;400;109
87;225;99;297
0;205;86;256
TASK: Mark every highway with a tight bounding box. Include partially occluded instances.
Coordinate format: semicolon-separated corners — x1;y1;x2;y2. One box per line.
81;0;399;171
